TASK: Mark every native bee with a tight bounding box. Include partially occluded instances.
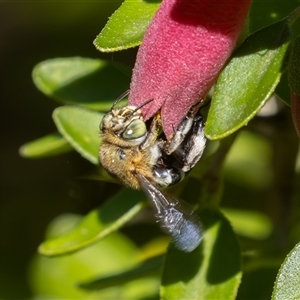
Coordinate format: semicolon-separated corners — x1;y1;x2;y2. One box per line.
99;93;206;252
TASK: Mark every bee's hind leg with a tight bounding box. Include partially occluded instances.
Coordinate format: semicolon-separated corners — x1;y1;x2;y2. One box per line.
165;111;207;174
179;114;206;173
164;107;197;155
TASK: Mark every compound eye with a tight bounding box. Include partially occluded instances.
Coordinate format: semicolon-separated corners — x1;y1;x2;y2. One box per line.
122;119;147;139
99;115;106;131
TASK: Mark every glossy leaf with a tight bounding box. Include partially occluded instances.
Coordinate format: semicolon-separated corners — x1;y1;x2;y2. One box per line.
19;132;72;158
53;106;103;165
33;57;131;110
272;242;300;300
161;209;241;300
258;5;300;106
94;0;161;52
205;19;291;139
39;189;144;256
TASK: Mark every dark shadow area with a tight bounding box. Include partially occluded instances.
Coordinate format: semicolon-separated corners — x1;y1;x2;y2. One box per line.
170;1;248;31
232;19;291;56
237;267;278;300
162;242;204;284
205;211;241;284
144;0;161;3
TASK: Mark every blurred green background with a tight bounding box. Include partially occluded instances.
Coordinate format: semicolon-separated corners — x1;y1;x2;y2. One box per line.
1;1;299;299
0;2;135;298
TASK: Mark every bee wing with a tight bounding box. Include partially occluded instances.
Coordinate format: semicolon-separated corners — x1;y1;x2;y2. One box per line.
136;173;204;253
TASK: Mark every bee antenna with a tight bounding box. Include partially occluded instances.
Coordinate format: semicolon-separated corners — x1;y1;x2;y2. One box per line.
129;98;154;117
111;90;130;111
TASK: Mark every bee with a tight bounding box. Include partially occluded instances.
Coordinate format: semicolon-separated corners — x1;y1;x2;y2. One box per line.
99;94;206;252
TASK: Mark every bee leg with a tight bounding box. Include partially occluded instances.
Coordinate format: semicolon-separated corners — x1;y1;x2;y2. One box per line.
140;114;162;150
163;113;206;175
152;165;185;188
175;114;206;173
164;108;195;155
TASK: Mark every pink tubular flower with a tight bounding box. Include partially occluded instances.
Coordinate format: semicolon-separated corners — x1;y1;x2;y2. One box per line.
129;0;252;138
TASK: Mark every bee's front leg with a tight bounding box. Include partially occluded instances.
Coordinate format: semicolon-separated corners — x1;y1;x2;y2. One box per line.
140;113;162;150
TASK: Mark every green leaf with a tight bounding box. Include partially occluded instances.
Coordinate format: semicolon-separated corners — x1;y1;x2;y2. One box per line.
79;255;163;290
161;209;242;300
39;188;144;256
221;208;272;240
30;214;140;299
94;0;161;52
205;19;291;139
19;132;72;158
33;57;131;110
53;106;103;165
272;242;300;300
